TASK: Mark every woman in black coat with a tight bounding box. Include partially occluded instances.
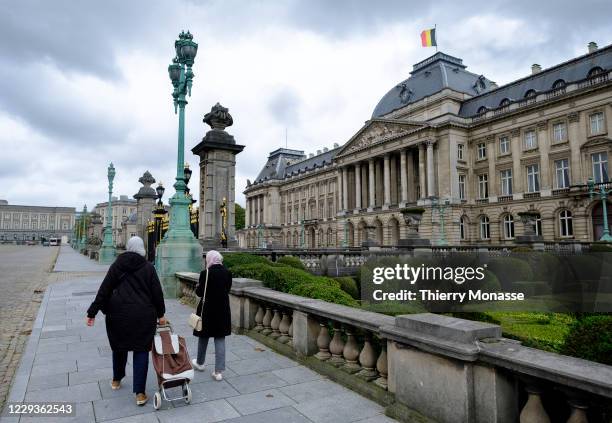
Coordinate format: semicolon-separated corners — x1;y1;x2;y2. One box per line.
86;236;166;406
191;250;232;381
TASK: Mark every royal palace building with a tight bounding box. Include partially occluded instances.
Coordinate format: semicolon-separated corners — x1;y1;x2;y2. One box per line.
0;200;76;243
239;42;612;248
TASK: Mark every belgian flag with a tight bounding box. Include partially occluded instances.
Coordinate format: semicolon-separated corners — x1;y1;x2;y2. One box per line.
421;28;437;47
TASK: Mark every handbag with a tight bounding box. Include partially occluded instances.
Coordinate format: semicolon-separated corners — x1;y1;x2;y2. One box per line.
188;270;208;331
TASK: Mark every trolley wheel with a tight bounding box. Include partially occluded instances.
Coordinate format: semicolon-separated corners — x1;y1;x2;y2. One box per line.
183;383;192;404
153;391;162;410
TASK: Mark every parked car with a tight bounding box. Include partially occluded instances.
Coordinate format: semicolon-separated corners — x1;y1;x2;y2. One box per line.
42;241;50;246
26;240;36;245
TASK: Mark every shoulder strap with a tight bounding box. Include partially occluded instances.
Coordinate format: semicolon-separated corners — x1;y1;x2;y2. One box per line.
200;270;209;319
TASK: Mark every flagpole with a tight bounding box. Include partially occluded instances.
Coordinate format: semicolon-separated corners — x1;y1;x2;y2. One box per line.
435;23;438;52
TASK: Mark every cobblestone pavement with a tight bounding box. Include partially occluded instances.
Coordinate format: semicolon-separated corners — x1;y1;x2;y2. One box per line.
1;246;396;422
0;245;59;411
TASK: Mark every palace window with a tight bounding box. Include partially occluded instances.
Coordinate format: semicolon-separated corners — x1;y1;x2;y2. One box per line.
499;136;509;155
477;143;487;160
535;214;542;236
590;112;605;135
559;210;573;237
500;169;513;196
524;89;537;99
459;216;467;240
554;159;570;189
478;174;488;199
479;216;490;240
587;67;604;78
524;130;537;150
552;79;566;89
499;98;511;107
591;152;608;183
457;144;464;160
458;174;466;200
552;122;567;142
527;164;540;192
503;214;515;239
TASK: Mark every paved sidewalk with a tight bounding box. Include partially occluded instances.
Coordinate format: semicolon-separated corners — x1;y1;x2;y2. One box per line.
1;247;394;422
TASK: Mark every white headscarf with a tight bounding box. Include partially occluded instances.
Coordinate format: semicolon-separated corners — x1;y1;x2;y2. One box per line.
206;250;223;269
126;236;146;257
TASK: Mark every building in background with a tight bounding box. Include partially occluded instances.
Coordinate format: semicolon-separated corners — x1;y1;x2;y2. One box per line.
93;195;137;246
0;199;76;243
240;42;612;248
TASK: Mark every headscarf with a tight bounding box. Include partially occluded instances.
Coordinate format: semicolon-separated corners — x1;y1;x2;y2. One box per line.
126;236;146;257
206;250;223;269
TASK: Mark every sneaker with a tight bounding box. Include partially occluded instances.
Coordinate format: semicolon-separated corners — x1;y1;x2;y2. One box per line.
136;393;148;406
191;358;205;371
110;380;121;390
211;371;223;381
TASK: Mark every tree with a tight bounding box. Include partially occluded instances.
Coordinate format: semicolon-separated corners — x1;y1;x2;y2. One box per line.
235;203;245;230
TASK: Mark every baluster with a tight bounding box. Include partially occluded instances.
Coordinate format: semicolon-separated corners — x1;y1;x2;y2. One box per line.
328;323;345;366
253;304;264;332
287;317;293;347
566;399;588;423
374;342;388;390
277;311;291;343
520;386;551;423
270;309;281;339
262;307;273;335
314;323;331;360
356;333;378;380
342;329;361;373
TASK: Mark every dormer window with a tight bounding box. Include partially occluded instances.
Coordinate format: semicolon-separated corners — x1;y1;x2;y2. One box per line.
477;106;488;115
524;89;537;99
499;98;511;107
552;79;566;89
587;66;605;78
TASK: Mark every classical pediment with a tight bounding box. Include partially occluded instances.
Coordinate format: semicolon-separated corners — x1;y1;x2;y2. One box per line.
335;119;426;158
580;137;611;150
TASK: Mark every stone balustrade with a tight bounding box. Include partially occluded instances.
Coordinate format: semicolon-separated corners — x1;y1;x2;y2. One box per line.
176;272;612;423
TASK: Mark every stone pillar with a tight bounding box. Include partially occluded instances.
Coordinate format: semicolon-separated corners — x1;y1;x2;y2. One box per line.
342;167;349;211
418;144;426;200
383;154;391;209
510;129;523;194
192;103;245;248
400;149;408;206
487;136;497;198
354;163;362;212
426;141;435;197
568;112;582;185
407;149;415;202
538;121;551;192
336;170;343;215
368;159;376;210
292;311;320;356
133;171;157;252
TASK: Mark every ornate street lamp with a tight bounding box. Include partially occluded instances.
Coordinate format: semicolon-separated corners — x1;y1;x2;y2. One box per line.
431;197;450;246
155;31;202;297
79;205;88;253
99;163;117;263
156;181;165;207
588;177;612;242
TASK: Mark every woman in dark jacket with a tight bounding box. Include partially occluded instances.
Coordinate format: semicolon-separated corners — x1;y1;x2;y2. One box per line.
86;236;166;406
192;250;232;381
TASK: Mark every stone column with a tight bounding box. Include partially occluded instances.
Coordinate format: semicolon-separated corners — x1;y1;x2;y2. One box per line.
407;149;415;202
342;166;349;211
292;311;319;356
426;141;435;197
400;149;408;206
383;154;391;209
510;129;523;194
354;163;362;212
336;170;343;215
418;144;426;200
568;112;582;185
487;135;497;198
537;121;551;193
368;159;376;211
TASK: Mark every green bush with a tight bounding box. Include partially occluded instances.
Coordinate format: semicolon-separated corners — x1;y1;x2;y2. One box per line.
560;315;612;365
223;253;271;270
277;255;306;270
511;246;533;253
288;282;358;307
487;257;533;290
230;263;270;281
334;276;360;299
590;242;612;253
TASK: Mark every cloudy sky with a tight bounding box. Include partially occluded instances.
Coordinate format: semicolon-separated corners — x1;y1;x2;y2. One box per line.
1;0;611;210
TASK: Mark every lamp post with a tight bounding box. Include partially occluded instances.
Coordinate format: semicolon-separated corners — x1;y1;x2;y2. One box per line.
431;197;450;246
155;31;202;297
300;220;305;248
588;177;612;242
99;163;117;263
79;205;88;253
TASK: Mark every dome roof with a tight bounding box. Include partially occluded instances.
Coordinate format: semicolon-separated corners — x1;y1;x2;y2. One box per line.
372;52;495;118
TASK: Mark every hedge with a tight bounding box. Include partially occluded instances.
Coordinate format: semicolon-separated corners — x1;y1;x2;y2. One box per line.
223;253;272;270
560;315;612;365
333;276;360;299
276;255;307;270
288;282;357;307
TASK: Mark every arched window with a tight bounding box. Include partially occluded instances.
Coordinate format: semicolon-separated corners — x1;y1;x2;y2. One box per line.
524;89;537;99
534;214;542;237
552;79;566;89
499;98;511;107
587;67;604;78
559;210;573;237
477;106;488;115
459;216;467;240
503;214;515;239
480;216;490;240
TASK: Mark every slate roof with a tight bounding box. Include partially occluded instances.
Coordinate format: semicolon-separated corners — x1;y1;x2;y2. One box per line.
252;146;341;184
459;44;612;117
372;52;496;118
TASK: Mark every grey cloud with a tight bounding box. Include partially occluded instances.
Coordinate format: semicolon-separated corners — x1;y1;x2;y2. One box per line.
267;88;301;126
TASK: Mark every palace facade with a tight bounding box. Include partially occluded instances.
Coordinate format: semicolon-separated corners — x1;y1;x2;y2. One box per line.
0;200;76;242
239;42;612;248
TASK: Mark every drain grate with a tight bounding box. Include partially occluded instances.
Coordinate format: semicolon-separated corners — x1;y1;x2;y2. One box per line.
72;291;97;296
